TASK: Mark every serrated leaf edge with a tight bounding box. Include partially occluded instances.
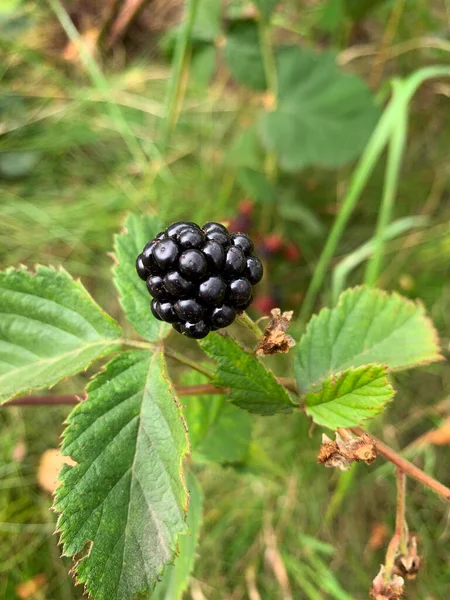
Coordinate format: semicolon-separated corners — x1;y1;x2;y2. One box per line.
53;349;191;600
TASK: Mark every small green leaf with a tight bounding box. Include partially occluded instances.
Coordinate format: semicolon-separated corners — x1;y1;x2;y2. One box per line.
259;47;380;170
225;19;266;90
0;266;121;403
113;214;170;342
295;286;442;393
55;350;189;600
182;371;251;464
305;364;394;429
254;0;279;19
199;333;293;415
236;168;276;204
152;471;203;600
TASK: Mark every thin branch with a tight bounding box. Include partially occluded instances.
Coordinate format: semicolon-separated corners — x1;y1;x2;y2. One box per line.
384;469;407;581
351;427;450;501
164;348;214;379
4;395;84;406
5;384;225;407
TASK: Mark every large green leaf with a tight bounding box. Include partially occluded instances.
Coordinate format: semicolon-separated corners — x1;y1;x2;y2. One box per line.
152;471;203;600
55;350;189;600
113;214;170;342
295;286;442;393
225;19;266;90
259;47;380;170
0;266;121;403
181;371;251;463
199;333;294;415
305;364;394;429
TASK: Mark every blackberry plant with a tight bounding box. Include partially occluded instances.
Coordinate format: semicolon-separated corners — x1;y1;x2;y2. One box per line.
0;213;448;600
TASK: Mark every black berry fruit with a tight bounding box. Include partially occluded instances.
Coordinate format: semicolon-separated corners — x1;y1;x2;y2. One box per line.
231;232;254;255
227;277;252;306
211;305;236;329
174;298;205;322
178;228;206;249
198;276;227;306
146;275;168;301
153;239;179;270
179;249;208;280
203;240;225;271
245;256;263;285
184;320;211;339
156;300;178;323
224;246;246;277
136;220;264;338
164;271;195;298
136;254;149;280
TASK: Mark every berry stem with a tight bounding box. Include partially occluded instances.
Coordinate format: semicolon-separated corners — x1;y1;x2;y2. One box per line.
164;347;214;379
383;468;407;582
236;312;263;340
350;426;450;501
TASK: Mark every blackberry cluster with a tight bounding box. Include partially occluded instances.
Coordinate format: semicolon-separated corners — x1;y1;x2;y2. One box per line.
136;221;263;339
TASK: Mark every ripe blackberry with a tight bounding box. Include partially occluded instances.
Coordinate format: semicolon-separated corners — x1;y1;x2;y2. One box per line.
136;221;264;338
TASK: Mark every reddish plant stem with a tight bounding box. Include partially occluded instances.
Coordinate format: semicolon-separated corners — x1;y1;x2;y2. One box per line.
351;426;450;501
384;469;407;581
5;384;225;407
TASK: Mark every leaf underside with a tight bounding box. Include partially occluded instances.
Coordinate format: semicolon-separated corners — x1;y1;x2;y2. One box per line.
113;213;170;342
54;350;189;600
199;333;293;415
0;266;121;403
295;286;442;394
305;364;394;429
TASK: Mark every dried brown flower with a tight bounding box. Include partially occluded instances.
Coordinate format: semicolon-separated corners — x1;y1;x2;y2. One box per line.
318;432;377;470
256;309;296;356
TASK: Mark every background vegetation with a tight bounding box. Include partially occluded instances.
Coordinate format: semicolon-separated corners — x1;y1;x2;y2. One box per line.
0;0;449;598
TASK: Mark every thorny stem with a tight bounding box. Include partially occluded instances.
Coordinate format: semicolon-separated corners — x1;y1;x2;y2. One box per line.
236;312;263;340
384;469;407;581
163;347;214;379
351;426;450;501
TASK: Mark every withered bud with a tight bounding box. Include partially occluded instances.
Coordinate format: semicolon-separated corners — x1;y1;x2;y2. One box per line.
370;565;405;599
395;535;421;580
318;432;377;470
256;308;296;356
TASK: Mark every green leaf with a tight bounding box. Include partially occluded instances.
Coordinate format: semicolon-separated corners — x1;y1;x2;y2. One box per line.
152;471;203;600
305;364;394;429
55;350;189;600
295;286;442;393
225;19;266;90
254;0;279;19
226;127;264;170
345;0;389;20
199;333;294;415
236;167;277;204
113;214;170;342
181;371;251;464
0;266;121;403
259;47;380;170
192;0;222;41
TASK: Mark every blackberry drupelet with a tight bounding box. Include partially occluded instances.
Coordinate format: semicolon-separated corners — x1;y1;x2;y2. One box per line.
136;221;264;339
